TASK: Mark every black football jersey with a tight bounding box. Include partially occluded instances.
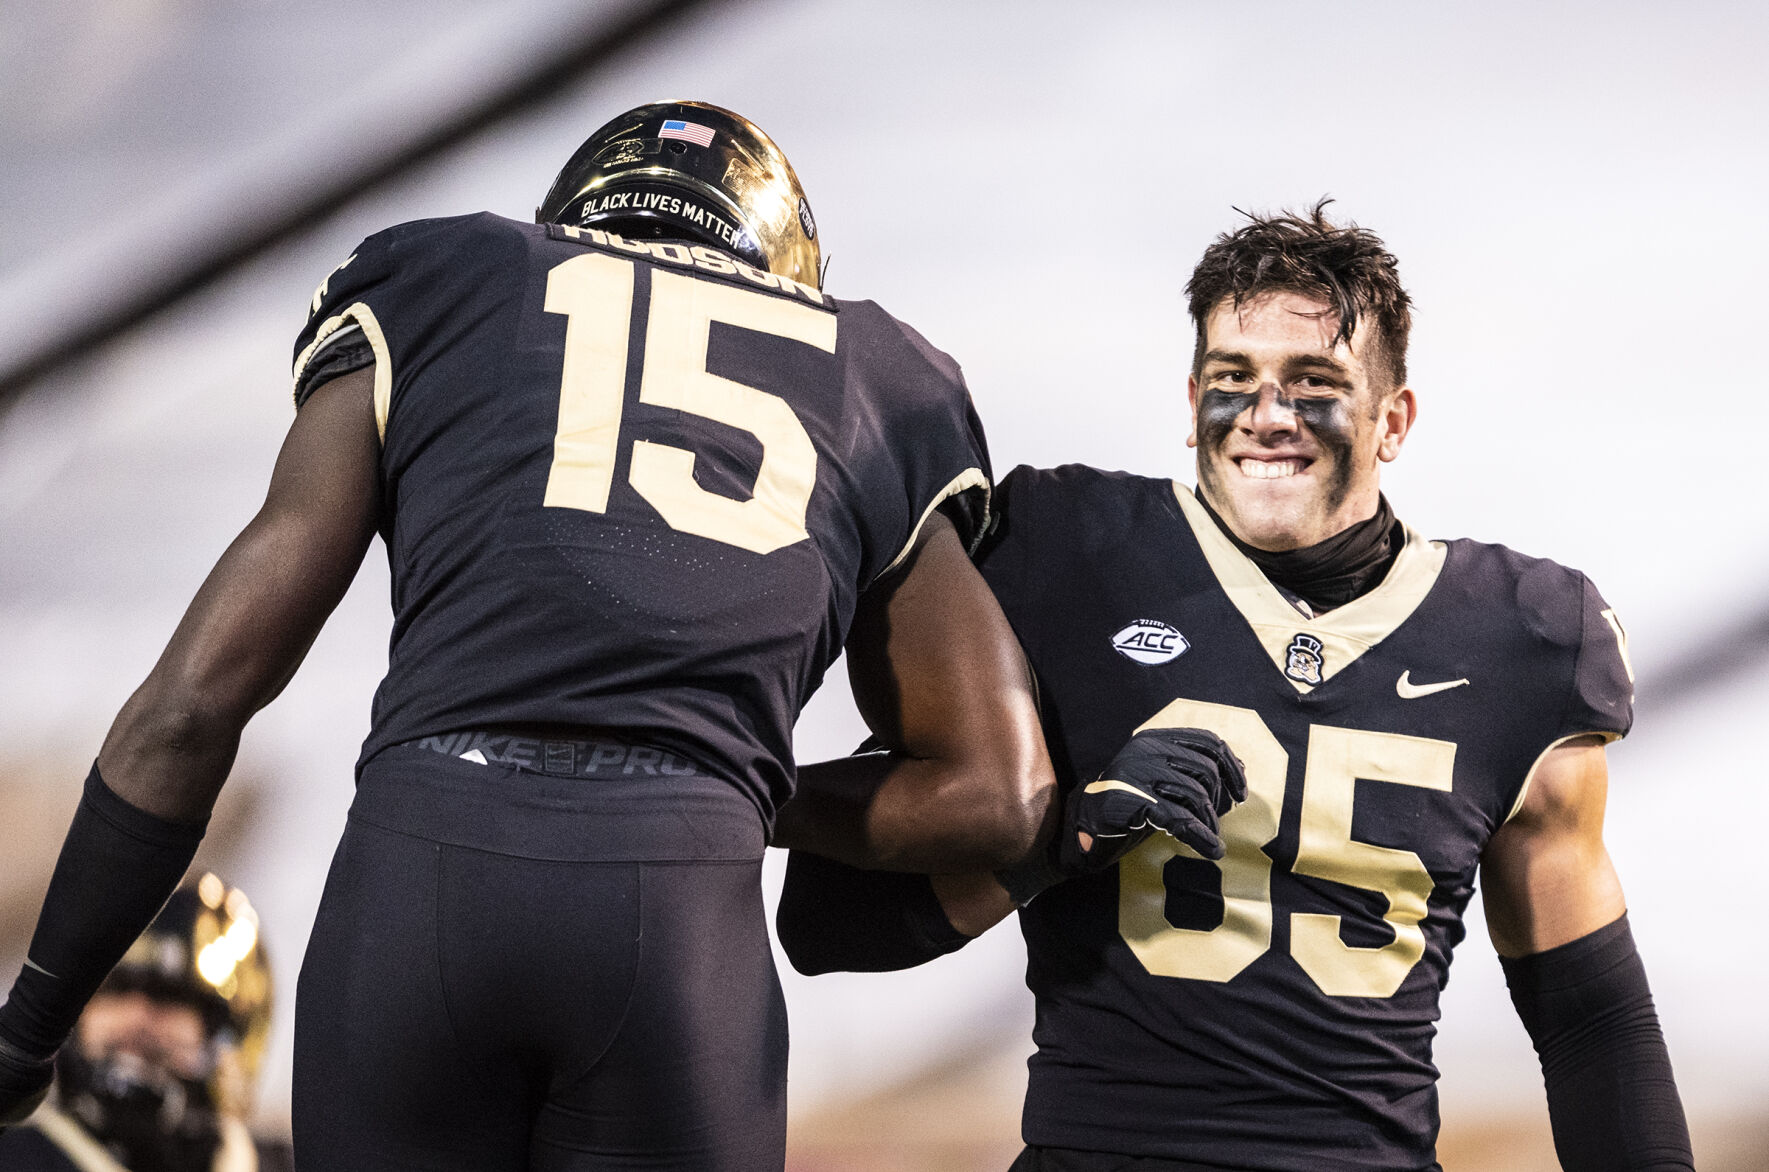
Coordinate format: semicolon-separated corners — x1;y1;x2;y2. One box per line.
981;465;1632;1171
290;213;990;823
0;1118;75;1171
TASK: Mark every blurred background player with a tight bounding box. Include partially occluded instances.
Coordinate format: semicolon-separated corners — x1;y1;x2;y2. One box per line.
779;203;1694;1171
0;874;278;1172
0;100;1056;1169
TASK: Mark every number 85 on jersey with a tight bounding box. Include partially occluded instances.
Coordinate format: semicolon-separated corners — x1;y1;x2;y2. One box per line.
1121;697;1457;999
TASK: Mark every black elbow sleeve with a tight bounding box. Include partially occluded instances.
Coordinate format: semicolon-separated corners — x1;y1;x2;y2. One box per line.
776;850;970;976
1500;914;1693;1171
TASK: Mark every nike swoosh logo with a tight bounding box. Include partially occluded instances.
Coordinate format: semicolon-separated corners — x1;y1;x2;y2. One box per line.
1083;779;1156;803
1396;671;1469;699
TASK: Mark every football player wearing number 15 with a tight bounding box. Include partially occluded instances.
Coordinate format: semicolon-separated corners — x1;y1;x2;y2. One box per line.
0;101;1061;1169
778;204;1694;1171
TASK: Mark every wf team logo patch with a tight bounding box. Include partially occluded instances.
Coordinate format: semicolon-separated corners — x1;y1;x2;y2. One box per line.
1285;633;1325;685
1111;619;1189;665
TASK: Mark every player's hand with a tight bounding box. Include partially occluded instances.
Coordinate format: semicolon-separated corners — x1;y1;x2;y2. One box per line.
994;727;1245;907
1059;726;1246;870
0;1036;56;1132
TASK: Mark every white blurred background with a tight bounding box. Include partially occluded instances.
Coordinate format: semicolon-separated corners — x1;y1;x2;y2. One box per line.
2;2;1765;1167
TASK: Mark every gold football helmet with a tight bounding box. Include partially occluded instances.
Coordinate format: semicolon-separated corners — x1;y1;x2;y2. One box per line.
101;872;272;1115
536;100;821;288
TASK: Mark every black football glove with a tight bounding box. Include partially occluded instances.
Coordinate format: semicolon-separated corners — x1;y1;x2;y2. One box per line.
0;1034;56;1133
995;726;1247;907
1060;726;1246;870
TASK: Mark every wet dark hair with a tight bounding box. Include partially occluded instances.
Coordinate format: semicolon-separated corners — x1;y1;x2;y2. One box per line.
1185;199;1412;389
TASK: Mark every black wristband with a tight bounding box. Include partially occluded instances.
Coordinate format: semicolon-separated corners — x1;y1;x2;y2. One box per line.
1500;914;1693;1171
0;764;207;1057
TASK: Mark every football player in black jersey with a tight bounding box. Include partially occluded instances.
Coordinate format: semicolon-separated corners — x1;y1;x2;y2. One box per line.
777;203;1694;1171
0;101;1064;1169
0;875;279;1172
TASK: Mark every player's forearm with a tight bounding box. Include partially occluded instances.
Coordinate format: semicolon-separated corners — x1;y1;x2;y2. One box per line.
780;749;1050;871
96;681;244;823
862;748;1051;869
94;572;289;818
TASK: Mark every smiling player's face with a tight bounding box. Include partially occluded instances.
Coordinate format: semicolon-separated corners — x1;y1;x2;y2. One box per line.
1187;290;1416;551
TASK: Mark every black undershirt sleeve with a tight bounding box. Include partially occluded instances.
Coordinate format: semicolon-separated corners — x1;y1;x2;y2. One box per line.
0;764;207;1058
1500;914;1693;1171
293;334;375;409
776;850;970;975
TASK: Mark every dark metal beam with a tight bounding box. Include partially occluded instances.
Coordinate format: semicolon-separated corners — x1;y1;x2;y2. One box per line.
0;0;725;411
1637;603;1769;713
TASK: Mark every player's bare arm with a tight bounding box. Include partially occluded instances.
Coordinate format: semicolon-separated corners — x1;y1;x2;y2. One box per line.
98;366;382;821
776;722;1247;968
0;365;380;1130
935;724;1245;933
774;508;1055;873
1480;737;1693;1170
1480;735;1625;955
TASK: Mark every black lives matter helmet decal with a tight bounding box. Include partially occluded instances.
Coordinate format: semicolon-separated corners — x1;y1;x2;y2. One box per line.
536;100;822;289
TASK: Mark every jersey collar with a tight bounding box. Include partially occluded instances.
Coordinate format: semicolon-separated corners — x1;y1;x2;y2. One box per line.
1171;483;1446;694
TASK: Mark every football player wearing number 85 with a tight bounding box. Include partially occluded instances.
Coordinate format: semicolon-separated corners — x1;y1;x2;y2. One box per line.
778;202;1694;1171
0;100;1062;1169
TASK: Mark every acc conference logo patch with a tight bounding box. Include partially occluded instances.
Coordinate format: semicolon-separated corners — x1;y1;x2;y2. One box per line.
1111;619;1188;665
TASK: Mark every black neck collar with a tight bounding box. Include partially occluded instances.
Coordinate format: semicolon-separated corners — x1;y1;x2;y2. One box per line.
1195;491;1403;615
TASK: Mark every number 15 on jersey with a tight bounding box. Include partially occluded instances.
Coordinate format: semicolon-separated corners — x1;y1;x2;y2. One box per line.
543;251;835;555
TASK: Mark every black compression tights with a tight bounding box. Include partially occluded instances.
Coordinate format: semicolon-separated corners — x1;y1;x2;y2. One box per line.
292;816;786;1171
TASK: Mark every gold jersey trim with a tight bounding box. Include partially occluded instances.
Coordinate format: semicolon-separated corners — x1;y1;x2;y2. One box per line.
1171;483;1447;694
879;467;990;579
290;302;393;442
26;1104;132;1172
215;1115;260;1172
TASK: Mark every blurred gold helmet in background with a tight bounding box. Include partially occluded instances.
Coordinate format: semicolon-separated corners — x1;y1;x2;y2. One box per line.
102;872;272;1116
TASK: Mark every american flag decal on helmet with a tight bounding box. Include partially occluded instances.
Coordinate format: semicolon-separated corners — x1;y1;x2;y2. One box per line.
659;119;715;147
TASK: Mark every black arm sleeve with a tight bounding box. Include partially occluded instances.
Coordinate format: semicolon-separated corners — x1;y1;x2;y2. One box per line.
0;764;206;1057
1500;914;1693;1171
776;850;970;976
